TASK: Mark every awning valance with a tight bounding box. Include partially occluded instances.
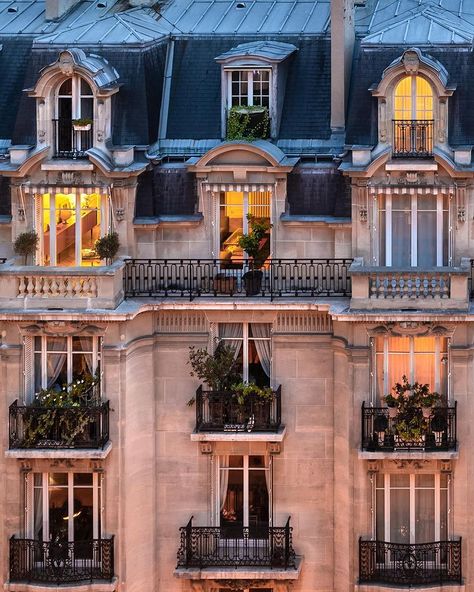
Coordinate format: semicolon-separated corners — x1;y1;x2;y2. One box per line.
203;183;274;193
368;185;455;196
22;184;110;195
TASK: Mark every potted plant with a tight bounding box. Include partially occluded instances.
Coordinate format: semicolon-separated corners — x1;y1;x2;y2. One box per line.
72;118;93;131
226;105;270;141
95;232;120;265
384;393;399;418
419;388;441;418
13;230;39;265
238;214;272;296
231;382;275;432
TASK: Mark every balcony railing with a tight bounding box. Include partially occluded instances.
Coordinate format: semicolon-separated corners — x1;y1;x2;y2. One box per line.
195;385;281;432
9;400;110;449
361;403;457;452
10;536;114;584
124;258;352;300
177;516;296;569
52;118;93;159
392;119;434;158
359;538;462;585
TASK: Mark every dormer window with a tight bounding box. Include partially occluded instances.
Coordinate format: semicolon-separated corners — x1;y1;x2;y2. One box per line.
229;69;270;108
393;75;433;157
55;76;94;159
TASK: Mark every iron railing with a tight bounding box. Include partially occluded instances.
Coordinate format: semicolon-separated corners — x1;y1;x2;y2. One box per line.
10;536;114;584
359;538;462;585
392;119;434;158
124;258;353;301
469;259;474;298
177;516;296;569
195;385;281;432
9;400;110;449
52;118;93;159
361;403;457;452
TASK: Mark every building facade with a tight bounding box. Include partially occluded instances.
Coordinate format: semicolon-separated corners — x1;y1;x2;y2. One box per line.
0;0;473;591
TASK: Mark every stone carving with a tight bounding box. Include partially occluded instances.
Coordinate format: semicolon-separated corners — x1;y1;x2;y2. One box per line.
58;51;75;76
20;322;104;336
368;322;454;338
402;50;420;75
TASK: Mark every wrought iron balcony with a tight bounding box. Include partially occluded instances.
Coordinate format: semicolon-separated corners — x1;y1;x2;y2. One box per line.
361;403;457;452
359;538;462;585
124;258;352;300
393;119;434;158
10;536;114;584
195;385;281;433
9;400;110;449
177;517;296;569
52;118;93;159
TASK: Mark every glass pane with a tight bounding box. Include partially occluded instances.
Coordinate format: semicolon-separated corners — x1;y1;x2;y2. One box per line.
390;474;410;488
34;353;42;392
376;488;384;541
72;336;93;352
46;352;67;390
414;354;435;388
415;474;434;488
33;485;43;541
80;78;93;96
49;473;68;486
440;489;447;540
390;488;410;544
73;486;93;544
228;455;244;468
248;338;270;386
414;337;436;353
248;469;269;532
415;488;435;543
80;97;93;120
417;210;436;267
220;464;243;532
58;78;72;95
394;76;412;120
392;209;411;266
249;455;265;468
219;191;244;266
49;477;68;541
80;193;101;267
74;473;93;486
42;193;52;265
55;193;77;267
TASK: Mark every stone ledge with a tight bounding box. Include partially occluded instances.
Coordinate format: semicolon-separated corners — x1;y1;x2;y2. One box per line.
4;577;117;592
174;556;303;580
191;426;286;442
356;583;463;592
5;441;112;460
358;449;459;460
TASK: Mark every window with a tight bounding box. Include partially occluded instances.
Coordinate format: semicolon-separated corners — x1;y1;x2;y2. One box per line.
377;193;449;267
393;76;433;156
27;472;102;544
374;335;448;401
36;191;110;266
217;455;271;536
219;190;271;267
55;76;94;157
219;323;271;386
33;335;100;394
228;70;270;108
375;473;448;544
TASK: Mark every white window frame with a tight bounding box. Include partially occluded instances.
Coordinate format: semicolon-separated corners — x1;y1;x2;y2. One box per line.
374;473;449;544
215;455;272;528
25;472;103;542
226;69;271;109
373;335;449;403
377;193;449;267
218;322;272;383
56;75;94;121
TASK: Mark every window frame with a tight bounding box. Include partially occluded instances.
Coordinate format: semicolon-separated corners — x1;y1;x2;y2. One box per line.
56;75;94;122
226;68;271;109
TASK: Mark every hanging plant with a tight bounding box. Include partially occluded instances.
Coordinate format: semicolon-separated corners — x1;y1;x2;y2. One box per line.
226;105;270;141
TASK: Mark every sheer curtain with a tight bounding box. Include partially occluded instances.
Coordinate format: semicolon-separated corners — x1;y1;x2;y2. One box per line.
250;324;271;378
219;324;243;360
79;336;94;375
219;456;230;512
46;338;67;390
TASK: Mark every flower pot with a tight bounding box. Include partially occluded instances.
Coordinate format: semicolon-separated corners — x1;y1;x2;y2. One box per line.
73;123;91;131
388;406;398;419
422;406;432;419
242;269;263;296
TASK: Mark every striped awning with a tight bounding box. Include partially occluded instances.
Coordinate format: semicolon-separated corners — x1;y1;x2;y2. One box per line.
369;185;455;195
21;184;110;195
203;183;274;192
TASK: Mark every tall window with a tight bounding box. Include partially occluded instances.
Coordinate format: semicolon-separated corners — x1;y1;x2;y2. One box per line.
374;335;448;401
218;455;270;536
377;193;449;267
219;191;271;267
219;323;271;386
33;335;100;394
27;472;102;544
393;76;433;156
56;76;94;156
375;473;448;544
228;70;270;107
37;191;109;266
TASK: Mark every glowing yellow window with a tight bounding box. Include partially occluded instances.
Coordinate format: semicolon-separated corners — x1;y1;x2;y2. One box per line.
393;76;433;156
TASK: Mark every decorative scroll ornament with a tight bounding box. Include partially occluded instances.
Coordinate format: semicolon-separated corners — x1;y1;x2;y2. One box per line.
20;322;105;336
368;322;454;338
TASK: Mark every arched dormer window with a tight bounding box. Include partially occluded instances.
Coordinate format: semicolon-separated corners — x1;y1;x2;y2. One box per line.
393;75;434;157
55;75;94;158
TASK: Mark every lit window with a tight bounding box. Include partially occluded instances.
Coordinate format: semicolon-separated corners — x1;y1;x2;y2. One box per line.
218;323;271;387
393;76;433;156
36;191;109;266
375;473;448;544
374;336;448;401
55;76;94;157
229;70;270;108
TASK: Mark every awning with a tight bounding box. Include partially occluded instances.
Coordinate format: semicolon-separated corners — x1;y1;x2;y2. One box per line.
368;185;455;195
202;183;274;192
21;184;110;195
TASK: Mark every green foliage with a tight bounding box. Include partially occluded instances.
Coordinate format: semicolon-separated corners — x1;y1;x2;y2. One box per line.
23;373;100;447
231;382;275;406
13;230;39;264
187;342;242;403
95;232;120;264
226;106;270;141
72;118;93;126
237;214;272;268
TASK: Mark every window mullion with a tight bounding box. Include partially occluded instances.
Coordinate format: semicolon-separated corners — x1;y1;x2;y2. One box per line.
386;194;392;267
410;337;415;383
248;71;254;106
75;192;81;266
410;474;415;544
411;76;416;120
67;336;73;384
50;194;57;266
93;473;99;539
384;473;390;544
435;473;441;541
42;336;48;389
68;473;74;541
243;323;249;382
411;193;417;267
42;473;49;542
383;336;389;397
243;456;249;528
436;195;443;266
435;337;440;393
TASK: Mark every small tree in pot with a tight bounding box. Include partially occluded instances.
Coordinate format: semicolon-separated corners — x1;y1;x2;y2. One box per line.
238;214;272;296
14;230;39;265
95;232;120;265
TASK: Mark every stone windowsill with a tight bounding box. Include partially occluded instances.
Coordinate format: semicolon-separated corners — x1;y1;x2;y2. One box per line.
191;426;286;442
5;441;112;460
174;556;303;580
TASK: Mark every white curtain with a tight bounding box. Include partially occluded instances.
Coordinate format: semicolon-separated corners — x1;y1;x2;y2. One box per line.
46;338;67;389
219;456;230;512
219;324;243;360
250;324;271;378
79;336;94;375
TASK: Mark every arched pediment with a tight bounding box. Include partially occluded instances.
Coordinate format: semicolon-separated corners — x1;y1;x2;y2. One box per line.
189;140;294;170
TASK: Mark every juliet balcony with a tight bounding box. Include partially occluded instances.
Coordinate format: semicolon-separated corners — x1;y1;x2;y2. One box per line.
9;536;114;585
361;403;457;456
53;118;93;159
359;538;462;586
392;119;434;158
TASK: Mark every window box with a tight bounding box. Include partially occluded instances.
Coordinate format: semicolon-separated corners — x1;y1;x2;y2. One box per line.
226;106;270;141
72;122;92;131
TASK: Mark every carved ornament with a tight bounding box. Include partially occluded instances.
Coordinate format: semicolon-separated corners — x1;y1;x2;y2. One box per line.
368;322;454;338
20;322;105;336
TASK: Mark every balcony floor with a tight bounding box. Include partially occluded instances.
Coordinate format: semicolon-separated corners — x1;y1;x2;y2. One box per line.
174;556;303;580
5;578;117;592
5;440;112;460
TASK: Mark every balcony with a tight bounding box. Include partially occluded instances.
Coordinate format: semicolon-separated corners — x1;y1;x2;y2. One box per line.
0;259;125;310
9;536;114;585
176;517;296;570
359;538;462;586
53;118;93;159
361;403;457;455
392;120;434;158
124;258;352;300
193;386;282;440
350;258;471;311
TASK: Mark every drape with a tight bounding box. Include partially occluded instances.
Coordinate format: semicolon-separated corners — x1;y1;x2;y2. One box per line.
219;456;230;512
250;324;271;378
33;476;43;541
218;324;243;360
79;336;94;375
46;338;67;390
